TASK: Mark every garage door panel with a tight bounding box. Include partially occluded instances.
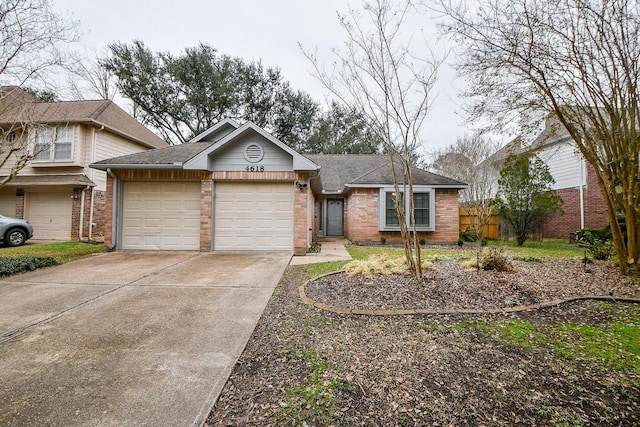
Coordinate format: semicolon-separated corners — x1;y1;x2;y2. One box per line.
214;182;294;251
123;182;200;250
28;192;73;240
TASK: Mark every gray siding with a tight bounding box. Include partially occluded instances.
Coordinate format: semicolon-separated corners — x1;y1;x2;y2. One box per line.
211;132;293;172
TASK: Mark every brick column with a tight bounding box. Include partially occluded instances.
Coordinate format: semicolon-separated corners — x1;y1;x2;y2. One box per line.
200;179;213;251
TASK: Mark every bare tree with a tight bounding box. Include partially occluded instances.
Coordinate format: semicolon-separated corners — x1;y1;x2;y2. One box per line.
302;0;441;279
0;0;78;190
429;133;499;240
440;0;640;274
67;50;118;100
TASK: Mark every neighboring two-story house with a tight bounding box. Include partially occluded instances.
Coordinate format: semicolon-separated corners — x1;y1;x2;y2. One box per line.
0;87;168;241
492;119;608;239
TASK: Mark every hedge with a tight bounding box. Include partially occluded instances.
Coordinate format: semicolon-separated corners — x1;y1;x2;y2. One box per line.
0;256;59;277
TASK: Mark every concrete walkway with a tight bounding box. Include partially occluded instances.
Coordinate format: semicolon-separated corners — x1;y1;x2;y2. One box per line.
289;239;352;265
0;251;291;427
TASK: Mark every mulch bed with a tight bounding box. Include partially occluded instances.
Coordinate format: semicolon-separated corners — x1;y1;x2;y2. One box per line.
305;258;637;311
207;258;640;426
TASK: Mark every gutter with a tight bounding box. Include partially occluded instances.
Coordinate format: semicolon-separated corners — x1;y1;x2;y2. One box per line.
106;168;117;250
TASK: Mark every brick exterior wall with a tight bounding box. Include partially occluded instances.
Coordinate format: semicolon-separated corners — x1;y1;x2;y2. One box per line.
103;169;310;253
340;188;461;244
91;190;106;241
543;163;609;238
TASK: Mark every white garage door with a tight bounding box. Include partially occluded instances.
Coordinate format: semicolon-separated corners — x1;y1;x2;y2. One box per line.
214;182;294;251
0;191;15;217
28;192;73;240
122;181;201;250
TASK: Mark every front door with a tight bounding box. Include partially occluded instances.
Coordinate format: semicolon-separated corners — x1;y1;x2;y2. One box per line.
326;199;344;236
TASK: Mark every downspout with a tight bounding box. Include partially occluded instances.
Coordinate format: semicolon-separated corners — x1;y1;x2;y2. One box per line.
106;168;117;250
579;157;585;229
79;188;85;240
88;187;95;241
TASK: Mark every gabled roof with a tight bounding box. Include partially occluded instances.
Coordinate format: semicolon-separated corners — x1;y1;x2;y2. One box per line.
183;121;317;171
307;154;466;194
190;118;240;142
0;87;167;149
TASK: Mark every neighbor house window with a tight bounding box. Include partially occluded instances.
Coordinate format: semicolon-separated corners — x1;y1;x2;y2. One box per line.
34;126;72;161
379;187;435;231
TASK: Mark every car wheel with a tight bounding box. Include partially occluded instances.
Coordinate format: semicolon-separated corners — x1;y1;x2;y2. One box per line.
5;228;26;247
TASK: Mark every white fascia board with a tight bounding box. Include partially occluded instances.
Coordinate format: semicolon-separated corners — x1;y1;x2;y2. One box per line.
189;118;241;142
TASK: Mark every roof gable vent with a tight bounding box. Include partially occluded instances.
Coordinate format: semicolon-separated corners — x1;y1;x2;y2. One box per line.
244;143;264;163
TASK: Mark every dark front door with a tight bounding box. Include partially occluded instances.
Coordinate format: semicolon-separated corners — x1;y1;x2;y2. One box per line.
326;199;344;236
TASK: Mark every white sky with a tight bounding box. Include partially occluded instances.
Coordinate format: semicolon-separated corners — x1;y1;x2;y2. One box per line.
54;0;482;150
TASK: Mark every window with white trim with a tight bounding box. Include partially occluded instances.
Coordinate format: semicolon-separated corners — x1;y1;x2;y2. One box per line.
379;187;435;231
34;125;73;161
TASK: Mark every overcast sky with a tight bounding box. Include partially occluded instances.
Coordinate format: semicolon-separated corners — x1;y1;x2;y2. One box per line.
54;0;485;151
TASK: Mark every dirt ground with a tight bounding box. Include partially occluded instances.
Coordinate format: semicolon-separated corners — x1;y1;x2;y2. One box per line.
207;257;640;426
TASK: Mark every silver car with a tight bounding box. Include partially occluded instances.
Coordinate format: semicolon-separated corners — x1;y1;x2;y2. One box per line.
0;215;34;247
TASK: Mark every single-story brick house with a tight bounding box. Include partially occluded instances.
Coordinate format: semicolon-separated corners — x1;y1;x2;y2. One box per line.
90;119;466;254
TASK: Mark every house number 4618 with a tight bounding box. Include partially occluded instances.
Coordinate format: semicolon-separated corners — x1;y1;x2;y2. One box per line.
245;165;265;172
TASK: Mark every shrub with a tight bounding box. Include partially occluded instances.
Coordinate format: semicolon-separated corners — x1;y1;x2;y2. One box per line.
460;227;478;242
457;239;464;247
0;256;58;277
419;237;426;246
461;248;512;272
380;236;386;245
580;229;613;260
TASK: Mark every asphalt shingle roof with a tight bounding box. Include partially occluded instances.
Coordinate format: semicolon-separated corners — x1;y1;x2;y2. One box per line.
0;87;167;149
91;142;215;166
307;154;466;192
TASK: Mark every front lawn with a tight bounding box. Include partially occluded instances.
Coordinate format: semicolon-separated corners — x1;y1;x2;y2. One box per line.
208;242;640;426
0;241;107;263
0;242;107;276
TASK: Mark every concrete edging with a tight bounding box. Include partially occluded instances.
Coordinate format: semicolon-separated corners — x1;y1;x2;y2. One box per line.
299;271;640;316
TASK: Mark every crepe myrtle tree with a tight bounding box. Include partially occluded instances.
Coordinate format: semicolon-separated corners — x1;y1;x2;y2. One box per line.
302;0;441;279
440;0;640;273
0;0;78;190
495;153;562;246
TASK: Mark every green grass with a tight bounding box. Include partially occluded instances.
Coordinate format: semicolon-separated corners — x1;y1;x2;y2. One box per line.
485;239;585;259
458;304;640;375
279;347;346;425
0;242;107;263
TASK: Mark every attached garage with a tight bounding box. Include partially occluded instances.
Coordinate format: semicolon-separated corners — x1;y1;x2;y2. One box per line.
0;190;15;217
28;192;73;240
122;181;201;250
214;182;294;251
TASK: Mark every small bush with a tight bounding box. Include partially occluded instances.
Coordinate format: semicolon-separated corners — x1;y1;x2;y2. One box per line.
344;254;433;277
419;237;426;246
457;239;464;247
590;239;613;260
0;256;58;277
481;248;512;271
460;227;478;242
380;236;386;245
580;229;613;260
461;248;512;272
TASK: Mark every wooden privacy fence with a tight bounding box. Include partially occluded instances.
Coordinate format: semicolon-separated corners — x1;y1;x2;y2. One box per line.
459;207;499;239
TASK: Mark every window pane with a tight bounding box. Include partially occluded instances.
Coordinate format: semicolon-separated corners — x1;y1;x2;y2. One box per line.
54;126;72;160
413;193;430;226
385;192;402;226
34;127;53;160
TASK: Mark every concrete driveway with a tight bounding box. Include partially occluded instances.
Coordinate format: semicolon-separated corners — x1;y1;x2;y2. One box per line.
0;251;291;427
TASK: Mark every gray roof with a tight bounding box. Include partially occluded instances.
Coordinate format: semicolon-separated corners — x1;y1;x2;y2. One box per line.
307;154;466;193
91;142;215;169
